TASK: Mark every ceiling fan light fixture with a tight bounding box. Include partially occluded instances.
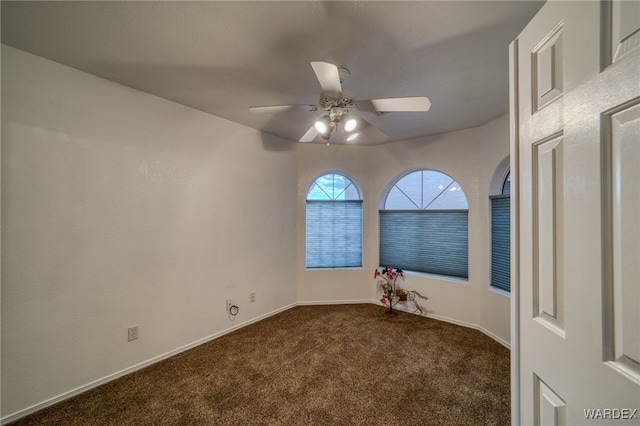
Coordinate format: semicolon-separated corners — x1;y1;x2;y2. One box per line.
320;128;334;141
314;115;331;135
343;116;358;132
253;61;424;145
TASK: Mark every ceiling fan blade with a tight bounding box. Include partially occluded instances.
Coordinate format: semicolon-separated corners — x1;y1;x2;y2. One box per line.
359;96;431;112
249;105;318;113
299;125;318;143
356;117;388;145
310;61;342;98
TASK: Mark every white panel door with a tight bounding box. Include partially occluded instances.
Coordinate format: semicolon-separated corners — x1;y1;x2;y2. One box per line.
512;1;640;425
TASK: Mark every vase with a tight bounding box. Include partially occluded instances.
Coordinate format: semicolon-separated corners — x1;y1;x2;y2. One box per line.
385;295;396;315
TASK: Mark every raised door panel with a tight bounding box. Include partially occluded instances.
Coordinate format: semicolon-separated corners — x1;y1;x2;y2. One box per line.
610;0;640;63
513;1;640;425
603;101;640;382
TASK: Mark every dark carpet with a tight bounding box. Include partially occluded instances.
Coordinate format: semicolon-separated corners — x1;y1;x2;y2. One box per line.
9;304;510;425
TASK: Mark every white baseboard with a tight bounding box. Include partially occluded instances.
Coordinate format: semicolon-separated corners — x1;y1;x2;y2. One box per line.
378;300;511;349
425;313;511;349
300;299;511;349
1;299;508;424
297;299;372;306
1;302;296;425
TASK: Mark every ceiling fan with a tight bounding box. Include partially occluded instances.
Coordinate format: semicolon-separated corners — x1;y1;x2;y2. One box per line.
249;61;431;144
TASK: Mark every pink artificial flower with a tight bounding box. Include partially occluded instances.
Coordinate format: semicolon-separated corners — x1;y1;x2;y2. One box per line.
374;270;381;279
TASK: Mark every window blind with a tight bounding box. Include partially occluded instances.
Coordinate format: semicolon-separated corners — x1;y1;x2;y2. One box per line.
490;195;511;292
379;210;468;278
306;200;363;268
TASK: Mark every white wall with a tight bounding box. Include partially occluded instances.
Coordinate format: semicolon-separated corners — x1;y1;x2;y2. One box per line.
1;46;298;419
296;145;374;303
2;44;511;421
370;116;511;345
296;115;511;345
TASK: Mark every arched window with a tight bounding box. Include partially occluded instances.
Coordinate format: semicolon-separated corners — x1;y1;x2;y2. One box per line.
380;169;468;278
502;171;511;195
490;167;511;293
306;172;362;268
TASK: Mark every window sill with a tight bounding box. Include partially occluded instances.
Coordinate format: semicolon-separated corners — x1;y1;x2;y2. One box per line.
305;267;363;271
490;286;511;297
403;270;469;284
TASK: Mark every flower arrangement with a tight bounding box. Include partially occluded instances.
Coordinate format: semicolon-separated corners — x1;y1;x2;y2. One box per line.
374;266;428;315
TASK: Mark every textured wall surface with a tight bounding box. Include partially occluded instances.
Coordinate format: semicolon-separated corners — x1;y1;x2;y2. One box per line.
370;116;511;344
2;44;510;421
1;45;297;418
296;115;511;345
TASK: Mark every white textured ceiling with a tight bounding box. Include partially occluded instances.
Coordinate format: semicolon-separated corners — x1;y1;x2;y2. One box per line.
1;1;544;145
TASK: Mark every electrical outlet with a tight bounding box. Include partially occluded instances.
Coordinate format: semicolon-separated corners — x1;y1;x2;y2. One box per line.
128;326;139;342
250;292;256;303
226;299;233;311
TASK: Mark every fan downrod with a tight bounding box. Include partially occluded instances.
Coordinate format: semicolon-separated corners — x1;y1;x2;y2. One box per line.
338;67;350;83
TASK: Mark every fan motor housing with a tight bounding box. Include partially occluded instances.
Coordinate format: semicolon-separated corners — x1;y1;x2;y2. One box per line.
319;94;356;111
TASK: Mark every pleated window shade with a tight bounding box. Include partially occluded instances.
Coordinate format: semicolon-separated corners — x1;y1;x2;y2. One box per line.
490;196;511;291
490;170;511;292
380;170;469;279
380;211;468;278
306;173;362;268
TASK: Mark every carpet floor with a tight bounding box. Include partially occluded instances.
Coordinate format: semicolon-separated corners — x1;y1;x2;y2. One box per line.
9;304;510;425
